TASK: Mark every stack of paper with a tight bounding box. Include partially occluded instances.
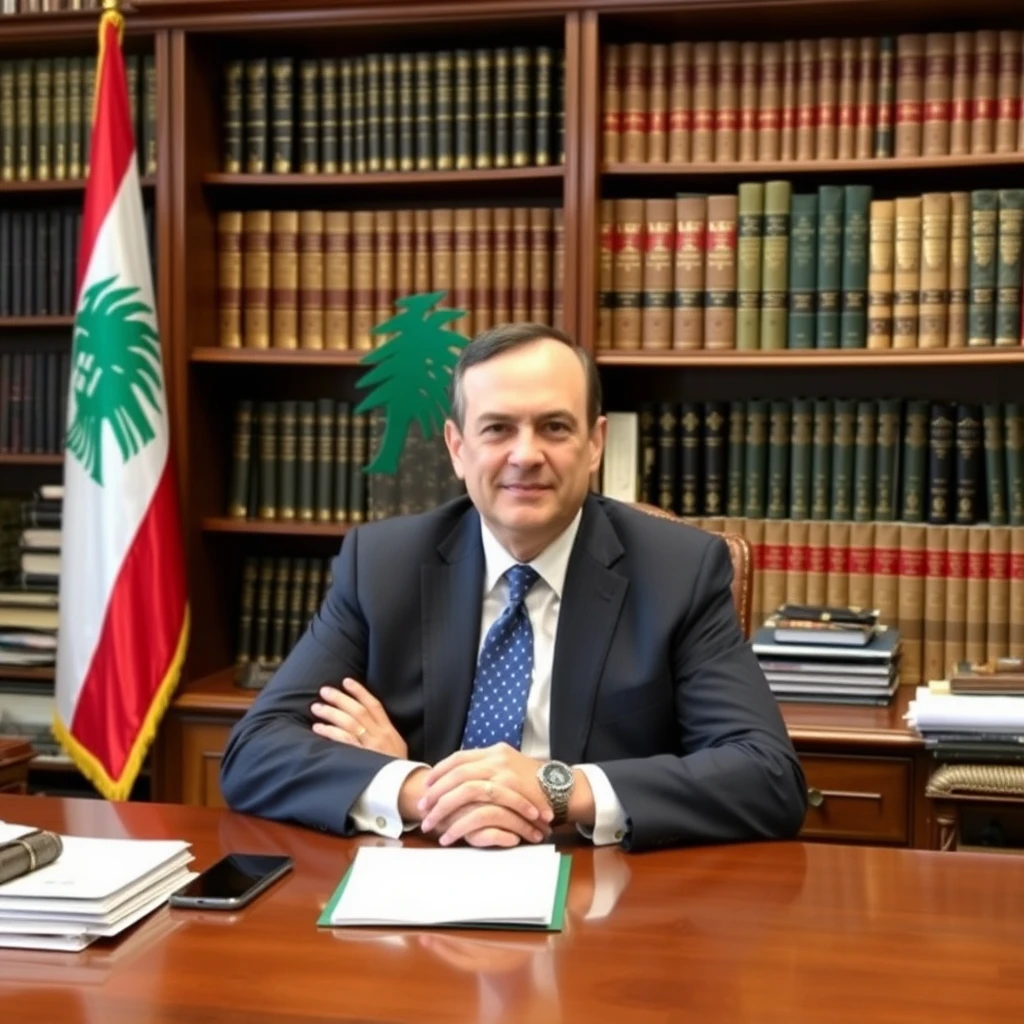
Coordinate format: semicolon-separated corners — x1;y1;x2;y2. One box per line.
319;845;571;931
0;823;195;951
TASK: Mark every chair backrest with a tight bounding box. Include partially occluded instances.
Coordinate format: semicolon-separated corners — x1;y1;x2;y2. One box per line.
630;502;753;638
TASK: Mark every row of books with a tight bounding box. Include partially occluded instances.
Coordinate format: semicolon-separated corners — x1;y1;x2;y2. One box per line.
226;400;464;526
597;187;1024;353
1;1;100;13
0;350;70;456
601;399;1024;527
222;47;565;176
603;31;1024;164
693;514;1024;687
216;206;564;351
0;55;156;183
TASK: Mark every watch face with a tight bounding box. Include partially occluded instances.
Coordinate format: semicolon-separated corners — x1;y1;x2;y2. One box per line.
544;762;573;789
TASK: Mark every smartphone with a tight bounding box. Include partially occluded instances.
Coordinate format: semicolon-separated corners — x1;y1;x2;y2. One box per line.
169;853;293;910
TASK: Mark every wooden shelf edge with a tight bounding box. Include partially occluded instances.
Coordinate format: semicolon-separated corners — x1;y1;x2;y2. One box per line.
0;176;156;193
604;154;1024;176
0;454;63;466
190;347;367;366
0;317;73;328
203;166;564;187
0;666;55;682
202;516;349;537
173;666;255;714
596;348;1024;368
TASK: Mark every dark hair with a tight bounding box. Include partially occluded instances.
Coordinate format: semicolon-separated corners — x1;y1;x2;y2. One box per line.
448;322;603;429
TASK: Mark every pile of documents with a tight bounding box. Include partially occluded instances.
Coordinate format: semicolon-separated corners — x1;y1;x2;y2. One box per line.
753;604;900;705
0;822;195;951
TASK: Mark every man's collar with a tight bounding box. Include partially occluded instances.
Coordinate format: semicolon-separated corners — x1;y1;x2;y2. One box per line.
480;508;584;598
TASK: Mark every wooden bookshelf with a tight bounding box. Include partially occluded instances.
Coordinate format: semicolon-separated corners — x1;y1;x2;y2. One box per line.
596;349;1024;368
190;347;367;366
203;167;564;188
0;176;156;194
202;517;350;537
0;666;55;683
0;316;74;329
0;454;63;467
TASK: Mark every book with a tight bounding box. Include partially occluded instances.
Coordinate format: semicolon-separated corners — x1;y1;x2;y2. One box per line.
319;846;571;931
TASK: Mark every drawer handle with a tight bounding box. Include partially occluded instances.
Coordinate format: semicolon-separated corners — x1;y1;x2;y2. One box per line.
807;787;884;808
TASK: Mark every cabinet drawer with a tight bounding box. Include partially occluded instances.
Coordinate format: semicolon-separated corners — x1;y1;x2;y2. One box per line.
180;720;235;809
799;754;911;845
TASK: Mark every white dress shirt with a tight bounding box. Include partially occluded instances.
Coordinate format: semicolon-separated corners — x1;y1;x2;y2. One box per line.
349;510;631;845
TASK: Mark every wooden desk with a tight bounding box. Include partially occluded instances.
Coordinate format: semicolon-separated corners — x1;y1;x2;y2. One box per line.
1;795;1022;1023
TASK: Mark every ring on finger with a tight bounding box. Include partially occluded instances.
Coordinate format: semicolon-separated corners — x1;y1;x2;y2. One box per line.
484;780;494;801
357;726;367;739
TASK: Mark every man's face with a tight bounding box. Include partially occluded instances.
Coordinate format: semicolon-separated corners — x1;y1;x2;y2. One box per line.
444;339;606;560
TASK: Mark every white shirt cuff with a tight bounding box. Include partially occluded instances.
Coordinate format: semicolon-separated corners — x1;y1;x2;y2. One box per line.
574;764;630;846
349;759;428;839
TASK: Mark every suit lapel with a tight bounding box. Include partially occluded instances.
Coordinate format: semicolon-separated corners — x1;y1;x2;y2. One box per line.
421;507;484;764
549;497;627;764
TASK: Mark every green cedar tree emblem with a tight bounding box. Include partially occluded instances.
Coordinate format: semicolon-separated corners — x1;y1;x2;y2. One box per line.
66;275;163;486
355;291;467;475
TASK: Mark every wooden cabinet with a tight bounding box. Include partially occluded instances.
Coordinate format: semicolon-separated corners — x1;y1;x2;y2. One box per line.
0;738;34;796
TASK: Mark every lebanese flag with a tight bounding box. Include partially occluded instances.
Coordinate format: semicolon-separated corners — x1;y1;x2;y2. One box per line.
54;8;189;801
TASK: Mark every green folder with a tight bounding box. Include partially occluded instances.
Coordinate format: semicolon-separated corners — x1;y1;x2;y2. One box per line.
316;852;572;932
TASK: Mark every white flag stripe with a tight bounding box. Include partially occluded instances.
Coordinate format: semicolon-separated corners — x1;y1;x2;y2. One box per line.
56;158;168;724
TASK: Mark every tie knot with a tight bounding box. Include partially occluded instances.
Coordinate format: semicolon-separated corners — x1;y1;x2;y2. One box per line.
504;564;539;606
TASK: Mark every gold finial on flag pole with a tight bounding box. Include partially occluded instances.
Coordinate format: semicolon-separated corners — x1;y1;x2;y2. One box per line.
102;0;121;10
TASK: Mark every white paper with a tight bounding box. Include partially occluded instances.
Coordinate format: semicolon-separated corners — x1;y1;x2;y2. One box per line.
330;845;562;927
907;688;1024;733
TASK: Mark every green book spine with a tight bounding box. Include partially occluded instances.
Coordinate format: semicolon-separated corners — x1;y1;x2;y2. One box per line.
124;55;139;163
304;563;324;625
365;54;382;173
284;558;308;653
454;50;473;170
223;60;244;173
253;558;274;663
852;399;877;522
983;403;1008;526
815;185;844;348
235;556;258;665
954;403;982;524
315;398;335;522
743;398;769;519
840;184;872;348
67;58;82;180
810;399;833;521
297;400;316;522
349;412;368;523
0;63;15;181
534;45;552;166
299;59;320;174
16;60;31;181
434;51;454;171
33;59;51;180
143;55;157;175
788;397;813;520
766;399;791;519
995;189;1024;346
270;57;294;174
702;401;727;516
473;49;492;169
82;59;95;175
968;189;998;346
735;181;764;350
245;58;268;174
415;53;433;170
899;399;929;522
270;557;291;665
1006;403;1024;526
787;193;817;349
656;402;679;513
258;400;278;520
873;398;901;521
51;57;67;181
228;399;254;518
557;49;566;164
381;53;398;172
339;58;355;174
725;402;746;517
829;398;856;520
397;54;414;172
874;36;895;158
333;402;351;523
320;59;339;173
493;48;510;168
679;402;701;516
511;46;532;166
760;180;791;350
277;400;298;521
926;401;955;525
353;57;367;174
638;402;658;505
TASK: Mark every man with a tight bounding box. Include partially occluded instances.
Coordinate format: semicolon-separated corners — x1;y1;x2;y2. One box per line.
220;324;807;851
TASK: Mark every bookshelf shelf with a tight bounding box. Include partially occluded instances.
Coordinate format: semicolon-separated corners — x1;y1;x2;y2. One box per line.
0;454;63;466
0;317;74;329
190;347;367;366
595;349;1024;368
0;176;155;194
202;516;349;537
203;167;564;189
603;154;1024;178
171;666;256;714
0;666;54;683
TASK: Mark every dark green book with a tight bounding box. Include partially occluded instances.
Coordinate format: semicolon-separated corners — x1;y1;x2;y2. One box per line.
434;51;454;171
284;558;308;653
926;401;955;525
810;399;833;521
52;57;68;180
766;400;791;519
511;46;532;166
534;45;553;166
258;401;278;520
840;185;872;348
1006;403;1024;527
968;190;998;347
829;398;856;520
679;403;701;516
0;62;14;181
816;185;844;348
353;57;367;174
227;399;254;518
223;59;244;173
743;399;769;519
983;403;1008;526
15;60;31;181
899;400;929;523
381;53;398;172
297;400;316;521
787;194;817;349
995;189;1024;346
269;557;291;665
365;54;382;173
315;398;335;522
873;398;901;521
67;57;82;179
473;49;492;169
270;56;294;174
493;48;511;168
333;402;351;523
415;52;433;170
702;401;728;516
339;58;355;174
320;59;339;173
235;557;258;665
954;404;982;524
736;181;764;350
299;59;320;174
656;402;679;513
760;180;791;350
277;400;298;521
725;402;746;518
638;402;658;506
349;412;369;524
397;54;414;172
33;59;51;181
852;399;876;522
454;50;473;170
245;58;269;174
788;397;813;520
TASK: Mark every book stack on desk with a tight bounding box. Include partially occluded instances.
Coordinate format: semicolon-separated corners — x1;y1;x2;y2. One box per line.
908;660;1024;761
0;823;195;951
752;605;901;706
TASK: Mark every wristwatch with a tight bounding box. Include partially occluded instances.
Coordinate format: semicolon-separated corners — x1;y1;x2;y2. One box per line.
536;760;575;826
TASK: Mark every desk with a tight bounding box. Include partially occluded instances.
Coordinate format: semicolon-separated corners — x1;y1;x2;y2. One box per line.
1;796;1023;1023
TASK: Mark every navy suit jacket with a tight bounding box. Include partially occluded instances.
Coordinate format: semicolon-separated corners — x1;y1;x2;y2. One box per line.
220;494;807;851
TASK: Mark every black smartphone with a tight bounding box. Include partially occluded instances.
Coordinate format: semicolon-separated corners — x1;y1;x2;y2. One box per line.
169;853;293;910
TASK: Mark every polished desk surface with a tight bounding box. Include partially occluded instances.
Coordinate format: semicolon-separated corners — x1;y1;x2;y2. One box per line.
1;796;1023;1023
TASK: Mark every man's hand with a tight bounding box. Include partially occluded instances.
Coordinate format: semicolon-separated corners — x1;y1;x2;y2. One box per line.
310;679;408;759
419;744;554;847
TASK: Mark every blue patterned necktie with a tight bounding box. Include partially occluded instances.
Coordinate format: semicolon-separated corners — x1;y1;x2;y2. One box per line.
461;564;540;750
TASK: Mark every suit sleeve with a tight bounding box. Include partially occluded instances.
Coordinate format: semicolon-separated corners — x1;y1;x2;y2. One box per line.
597;536;808;851
219;527;399;835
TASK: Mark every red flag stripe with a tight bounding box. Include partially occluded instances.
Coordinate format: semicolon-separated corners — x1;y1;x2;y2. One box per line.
76;14;135;299
68;461;188;783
